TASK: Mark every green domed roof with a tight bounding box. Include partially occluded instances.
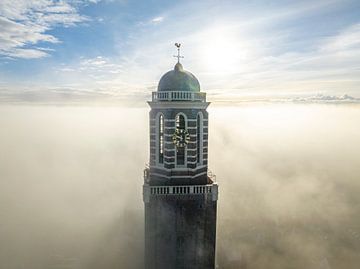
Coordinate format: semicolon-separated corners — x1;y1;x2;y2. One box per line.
158;63;200;92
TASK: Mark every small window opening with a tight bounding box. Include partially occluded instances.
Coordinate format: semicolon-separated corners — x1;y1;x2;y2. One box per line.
159;114;164;164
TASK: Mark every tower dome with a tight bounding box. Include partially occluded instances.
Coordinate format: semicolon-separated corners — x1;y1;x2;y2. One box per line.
157;63;200;92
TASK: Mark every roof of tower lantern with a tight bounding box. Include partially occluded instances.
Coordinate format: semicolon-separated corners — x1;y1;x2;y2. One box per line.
157;43;201;92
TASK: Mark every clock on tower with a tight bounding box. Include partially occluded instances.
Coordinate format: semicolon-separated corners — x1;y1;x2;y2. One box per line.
143;44;218;269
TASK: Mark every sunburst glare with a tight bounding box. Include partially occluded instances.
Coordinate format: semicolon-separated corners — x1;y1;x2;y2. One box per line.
197;27;247;74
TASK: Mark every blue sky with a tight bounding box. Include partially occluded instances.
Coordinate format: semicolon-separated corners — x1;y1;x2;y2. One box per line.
0;0;359;104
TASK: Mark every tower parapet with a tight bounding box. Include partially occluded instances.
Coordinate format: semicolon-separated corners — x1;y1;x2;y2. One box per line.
151;91;206;102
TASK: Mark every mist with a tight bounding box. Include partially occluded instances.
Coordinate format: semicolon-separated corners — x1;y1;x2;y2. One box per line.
0;104;359;269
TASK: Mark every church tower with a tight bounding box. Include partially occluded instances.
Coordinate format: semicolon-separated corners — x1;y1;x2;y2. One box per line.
143;44;218;269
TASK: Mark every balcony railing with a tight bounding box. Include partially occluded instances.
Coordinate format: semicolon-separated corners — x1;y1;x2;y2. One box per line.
143;183;218;203
152;91;206;102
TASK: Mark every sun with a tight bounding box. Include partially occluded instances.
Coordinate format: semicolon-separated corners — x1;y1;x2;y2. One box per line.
197;27;245;74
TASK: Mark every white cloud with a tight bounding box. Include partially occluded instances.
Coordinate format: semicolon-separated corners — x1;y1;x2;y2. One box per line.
292;94;360;104
0;0;93;59
151;16;164;24
320;23;360;53
4;48;49;59
78;56;124;75
53;56;131;91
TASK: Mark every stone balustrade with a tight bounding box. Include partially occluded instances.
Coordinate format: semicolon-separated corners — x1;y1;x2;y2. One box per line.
152;91;206;102
143;183;218;203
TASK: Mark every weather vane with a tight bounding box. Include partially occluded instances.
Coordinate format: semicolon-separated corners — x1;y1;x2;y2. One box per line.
173;43;184;63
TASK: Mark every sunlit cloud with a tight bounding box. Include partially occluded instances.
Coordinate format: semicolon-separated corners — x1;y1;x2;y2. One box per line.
150;16;164;24
320;23;360;52
0;0;92;59
291;93;360;103
78;56;123;74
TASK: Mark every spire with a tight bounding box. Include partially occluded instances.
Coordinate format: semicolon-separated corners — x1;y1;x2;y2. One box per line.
173;43;184;64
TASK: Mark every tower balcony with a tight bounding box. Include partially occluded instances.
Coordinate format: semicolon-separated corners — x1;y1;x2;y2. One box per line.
152;91;206;102
143;183;218;203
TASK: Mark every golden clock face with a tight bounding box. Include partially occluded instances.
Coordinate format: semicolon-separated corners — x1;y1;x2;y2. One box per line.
172;128;190;147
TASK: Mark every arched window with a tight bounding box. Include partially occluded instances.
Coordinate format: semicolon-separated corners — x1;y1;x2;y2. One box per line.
158;114;164;164
176;114;185;129
197;112;203;164
175;114;186;166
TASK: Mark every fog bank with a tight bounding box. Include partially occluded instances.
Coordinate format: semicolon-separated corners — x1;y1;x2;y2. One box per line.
0;104;359;269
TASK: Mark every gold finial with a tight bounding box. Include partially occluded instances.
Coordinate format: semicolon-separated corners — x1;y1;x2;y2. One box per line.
173;43;184;63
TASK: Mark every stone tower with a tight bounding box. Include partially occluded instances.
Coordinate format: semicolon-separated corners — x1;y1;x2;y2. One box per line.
143;45;218;269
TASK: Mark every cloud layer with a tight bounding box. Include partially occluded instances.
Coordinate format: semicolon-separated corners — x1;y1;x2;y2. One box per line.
0;104;359;268
292;94;360;103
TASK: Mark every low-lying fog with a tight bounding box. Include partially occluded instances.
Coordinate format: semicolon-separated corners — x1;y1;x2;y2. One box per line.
0;104;359;269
